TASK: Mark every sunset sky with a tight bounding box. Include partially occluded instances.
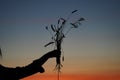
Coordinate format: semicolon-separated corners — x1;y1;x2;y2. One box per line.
0;0;120;80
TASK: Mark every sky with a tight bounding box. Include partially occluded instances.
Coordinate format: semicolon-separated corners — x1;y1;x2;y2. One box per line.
0;0;120;80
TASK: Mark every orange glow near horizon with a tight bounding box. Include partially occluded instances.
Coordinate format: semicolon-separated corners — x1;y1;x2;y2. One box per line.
21;72;120;80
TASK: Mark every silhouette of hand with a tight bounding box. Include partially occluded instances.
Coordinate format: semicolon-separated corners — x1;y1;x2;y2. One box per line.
39;66;45;73
47;50;61;58
32;49;61;72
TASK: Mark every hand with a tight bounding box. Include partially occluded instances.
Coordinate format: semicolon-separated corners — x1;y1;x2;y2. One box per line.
39;66;45;73
47;50;61;58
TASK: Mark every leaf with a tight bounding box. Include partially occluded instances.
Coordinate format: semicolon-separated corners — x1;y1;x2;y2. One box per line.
44;42;54;47
59;18;66;30
58;19;60;24
71;10;78;13
70;23;78;28
60;18;66;23
53;25;57;31
78;17;85;21
60;18;65;21
62;20;66;25
46;26;48;30
78;22;82;25
51;24;55;32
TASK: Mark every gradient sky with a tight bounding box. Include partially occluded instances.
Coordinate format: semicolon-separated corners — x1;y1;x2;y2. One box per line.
0;0;120;80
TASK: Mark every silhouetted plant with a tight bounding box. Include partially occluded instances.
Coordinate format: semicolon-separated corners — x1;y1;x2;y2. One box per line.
45;10;85;80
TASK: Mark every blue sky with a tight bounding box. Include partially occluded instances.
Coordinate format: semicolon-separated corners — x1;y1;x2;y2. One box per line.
0;0;120;74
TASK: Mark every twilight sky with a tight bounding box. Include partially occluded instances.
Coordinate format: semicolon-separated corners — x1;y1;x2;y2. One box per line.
0;0;120;80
